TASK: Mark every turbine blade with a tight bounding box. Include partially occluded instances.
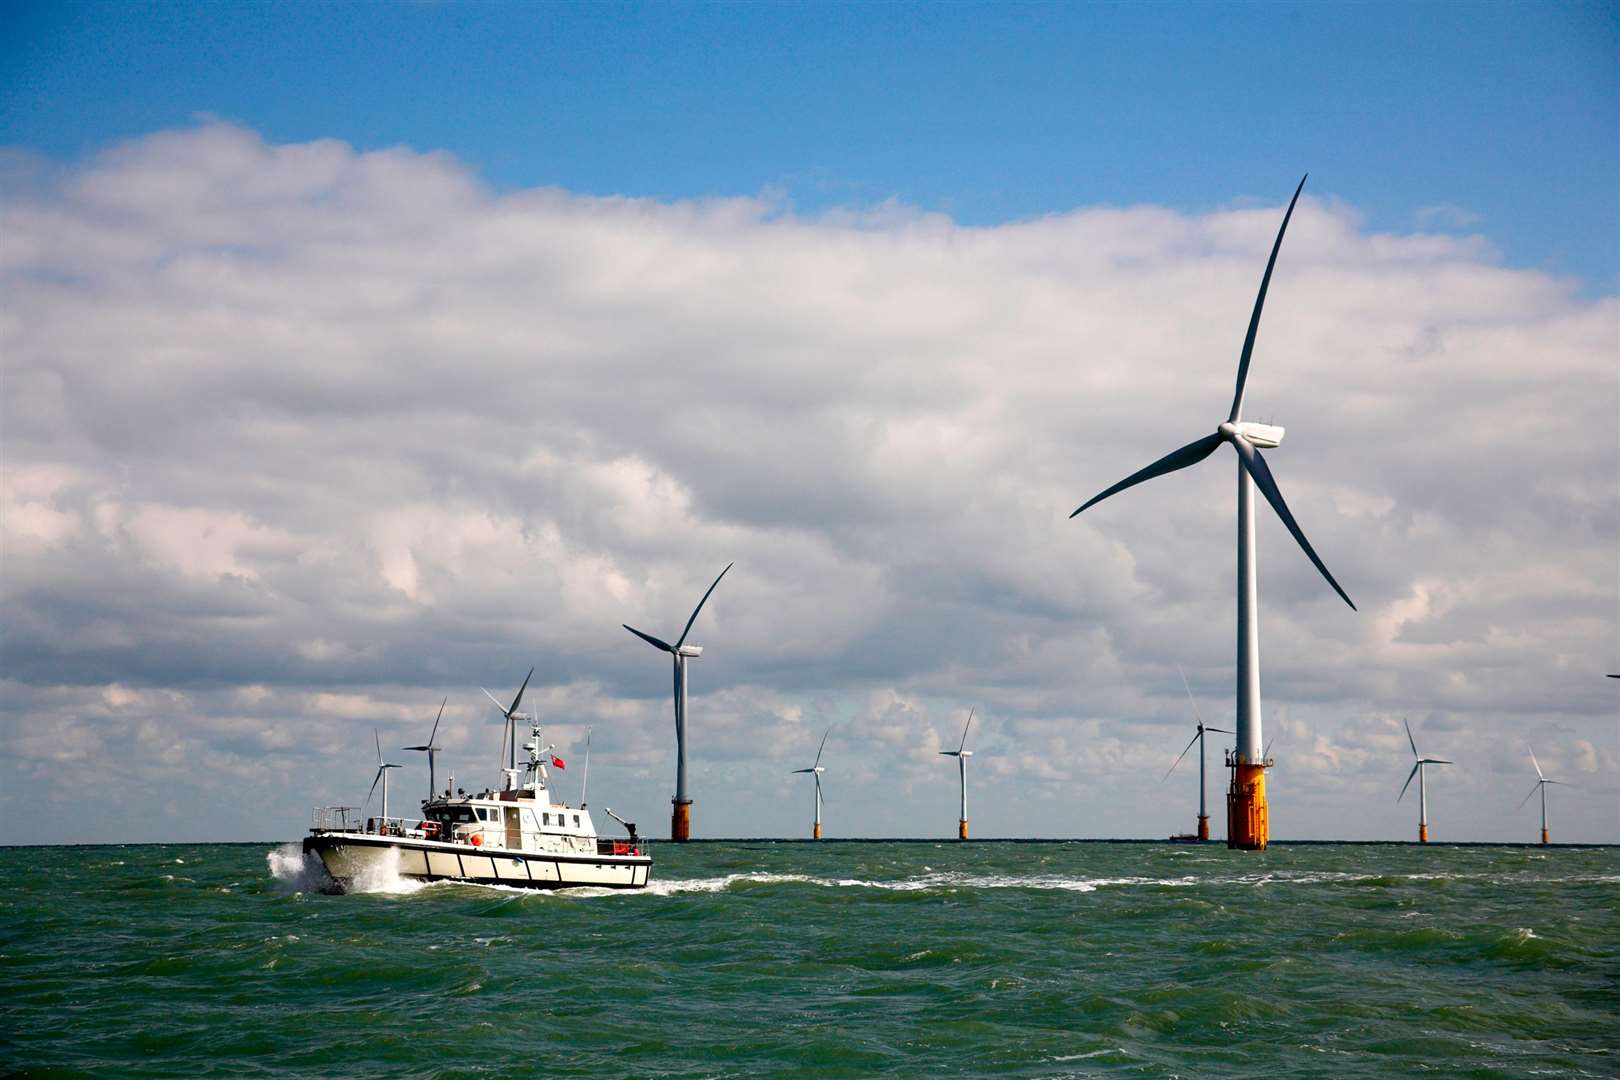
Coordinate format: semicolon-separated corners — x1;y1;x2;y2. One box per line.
366;766;383;809
1070;432;1224;518
1398;762;1420;802
1517;783;1541;810
508;666;535;717
1177;665;1205;727
481;686;509;713
623;623;674;653
1164;732;1200;781
939;750;960;757
374;728;382;763
1232;438;1355;610
791;768;814;774
959;708;974;754
814;727;830;768
1404;717;1418;759
1228;174;1307;424
1205;727;1233;734
429;698;446;745
1425;758;1453;765
675;562;734;649
1529;747;1544;780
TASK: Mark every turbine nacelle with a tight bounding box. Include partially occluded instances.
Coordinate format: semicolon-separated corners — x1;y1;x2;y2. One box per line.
676;644;704;658
1231;421;1285;448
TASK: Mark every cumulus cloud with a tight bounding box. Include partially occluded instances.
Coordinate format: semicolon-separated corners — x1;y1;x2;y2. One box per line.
1;123;1614;843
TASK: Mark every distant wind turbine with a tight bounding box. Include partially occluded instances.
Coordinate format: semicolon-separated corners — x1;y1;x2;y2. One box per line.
364;728;404;832
1165;669;1232;842
792;728;831;840
623;562;733;842
938;709;975;840
1519;748;1566;845
1069;176;1356;850
481;667;535;791
1397;719;1451;844
403;698;447;800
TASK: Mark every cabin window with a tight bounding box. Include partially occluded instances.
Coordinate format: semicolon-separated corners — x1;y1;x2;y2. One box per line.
573;815;580;827
543;813;551;825
476;807;490;821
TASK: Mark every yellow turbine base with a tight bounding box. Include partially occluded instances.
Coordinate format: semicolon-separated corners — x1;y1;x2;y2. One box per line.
1197;815;1210;842
1227;763;1269;851
958;819;968;840
1541;828;1550;845
1419;823;1428;843
813;822;822;840
671;799;692;843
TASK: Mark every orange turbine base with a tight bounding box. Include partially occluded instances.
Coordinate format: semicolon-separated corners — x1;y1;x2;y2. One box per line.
813;822;822;840
671;799;692;842
958;819;969;841
1227;763;1269;851
1541;828;1550;845
1419;823;1429;844
1197;815;1210;842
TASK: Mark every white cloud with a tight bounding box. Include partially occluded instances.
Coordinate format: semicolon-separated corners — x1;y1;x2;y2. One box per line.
1;123;1614;843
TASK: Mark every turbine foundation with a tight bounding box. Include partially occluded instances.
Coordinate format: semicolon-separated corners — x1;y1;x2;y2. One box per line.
1418;823;1428;844
1197;814;1210;842
671;798;692;842
1226;760;1269;851
958;818;969;841
812;822;821;840
1541;828;1550;845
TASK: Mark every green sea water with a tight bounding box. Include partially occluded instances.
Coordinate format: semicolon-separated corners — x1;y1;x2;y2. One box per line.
3;841;1615;1078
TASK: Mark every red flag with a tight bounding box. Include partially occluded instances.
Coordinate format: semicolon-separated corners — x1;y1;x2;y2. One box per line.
551;755;566;769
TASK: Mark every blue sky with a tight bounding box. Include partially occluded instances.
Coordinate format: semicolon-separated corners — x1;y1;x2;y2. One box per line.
4;1;1616;289
2;3;1616;843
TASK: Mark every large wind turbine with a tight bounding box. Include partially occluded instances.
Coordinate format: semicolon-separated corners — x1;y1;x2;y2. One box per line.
365;728;404;832
1069;176;1356;850
939;709;975;840
481;667;535;791
1397;718;1451;843
792;728;831;840
1519;748;1565;845
403;698;447;801
1164;669;1232;842
623;562;733;842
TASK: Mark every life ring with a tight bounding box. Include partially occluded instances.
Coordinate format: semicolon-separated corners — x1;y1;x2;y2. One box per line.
469;833;483;847
420;821;439;840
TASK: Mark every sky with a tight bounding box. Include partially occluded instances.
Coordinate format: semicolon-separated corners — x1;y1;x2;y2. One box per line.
1;2;1616;844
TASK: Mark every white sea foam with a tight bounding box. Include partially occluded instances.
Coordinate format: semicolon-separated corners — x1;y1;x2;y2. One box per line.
266;842;335;894
343;845;426;895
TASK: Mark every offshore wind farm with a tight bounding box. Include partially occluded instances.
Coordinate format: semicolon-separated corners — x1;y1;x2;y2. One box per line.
4;4;1616;1078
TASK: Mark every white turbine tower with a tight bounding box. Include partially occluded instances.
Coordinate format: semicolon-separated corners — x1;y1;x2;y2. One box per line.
1069;176;1356;850
792;728;831;840
403;698;447;801
364;728;404;834
1520;748;1565;845
938;709;975;840
1397;718;1451;844
481;667;535;791
623;562;733;842
1164;669;1232;842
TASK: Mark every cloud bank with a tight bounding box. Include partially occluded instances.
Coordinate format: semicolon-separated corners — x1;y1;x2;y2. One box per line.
2;124;1615;843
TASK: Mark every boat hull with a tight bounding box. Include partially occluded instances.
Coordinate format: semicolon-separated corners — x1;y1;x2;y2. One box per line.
303;832;652;892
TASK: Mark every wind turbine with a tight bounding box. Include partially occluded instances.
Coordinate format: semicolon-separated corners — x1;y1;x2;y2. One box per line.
792;728;831;840
1069;176;1356;850
1519;748;1565;845
481;667;534;791
365;728;404;833
938;709;975;840
1165;669;1232;842
1397;718;1451;843
623;562;733;842
403;698;447;801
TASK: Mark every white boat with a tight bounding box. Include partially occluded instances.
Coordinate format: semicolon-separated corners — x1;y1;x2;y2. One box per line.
303;705;650;892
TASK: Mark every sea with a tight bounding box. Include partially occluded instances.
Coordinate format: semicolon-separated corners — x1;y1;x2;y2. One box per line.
4;840;1615;1078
